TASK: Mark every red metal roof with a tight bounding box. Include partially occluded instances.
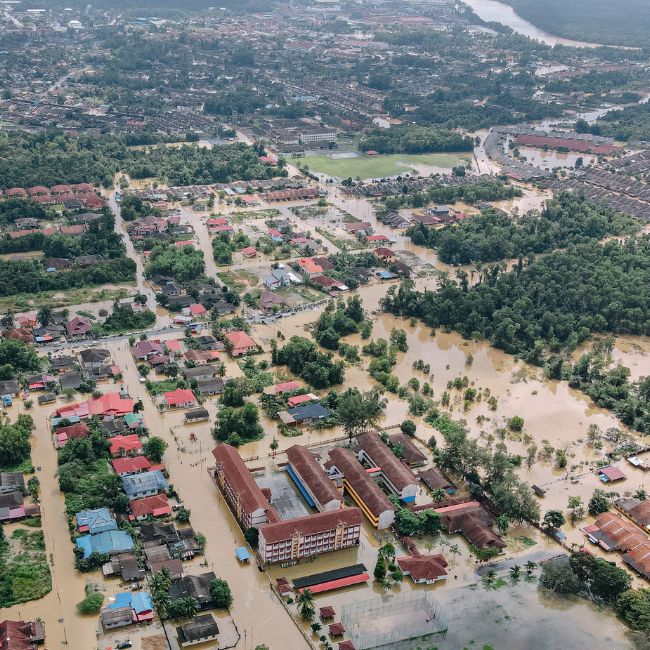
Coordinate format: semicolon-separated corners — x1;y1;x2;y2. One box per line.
297;573;369;594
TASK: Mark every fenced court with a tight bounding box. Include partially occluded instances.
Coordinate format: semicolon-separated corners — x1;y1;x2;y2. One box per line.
341;591;447;650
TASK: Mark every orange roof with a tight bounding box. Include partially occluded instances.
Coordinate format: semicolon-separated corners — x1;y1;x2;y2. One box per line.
226;330;256;351
297;258;323;274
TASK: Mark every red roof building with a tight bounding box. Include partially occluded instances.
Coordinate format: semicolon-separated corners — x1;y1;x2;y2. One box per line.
163;388;197;409
129;494;171;521
109;435;143;458
259;507;362;564
0;619;45;650
54;423;90;448
55;393;134;419
212;444;279;529
274;380;303;395
241;246;257;258
65;316;93;338
287;393;317;408
112;456;152;476
374;247;396;262
397;553;448;584
225;330;257;356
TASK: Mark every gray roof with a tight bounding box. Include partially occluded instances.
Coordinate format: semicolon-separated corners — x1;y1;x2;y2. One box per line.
177;614;219;644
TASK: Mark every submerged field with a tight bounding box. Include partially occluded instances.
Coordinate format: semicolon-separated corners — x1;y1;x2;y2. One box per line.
303;152;471;179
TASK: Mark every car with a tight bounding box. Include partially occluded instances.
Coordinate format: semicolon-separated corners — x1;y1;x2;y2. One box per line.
139;376;146;383
116;642;132;649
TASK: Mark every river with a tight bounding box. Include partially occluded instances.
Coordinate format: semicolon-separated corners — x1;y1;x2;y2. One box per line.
462;0;605;48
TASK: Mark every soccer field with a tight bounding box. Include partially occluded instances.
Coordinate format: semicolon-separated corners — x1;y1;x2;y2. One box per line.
303;152;471;179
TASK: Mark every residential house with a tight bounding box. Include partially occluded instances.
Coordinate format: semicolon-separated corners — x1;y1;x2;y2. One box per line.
0;472;25;496
374;247;396;264
111;456;152;476
129;494;172;521
131;340;164;361
79;348;111;368
75;530;134;558
109;435;143;458
225;330;258;356
163;389;198;410
260;291;289;313
279;402;331;426
0;620;45;649
169;572;217;609
185;407;210;423
122;470;168;500
50;355;78;374
103;552;145;582
101;591;154;628
296;257;323;279
177;614;219;647
195;378;225;397
75;507;118;534
65;316;93;339
263;267;292;290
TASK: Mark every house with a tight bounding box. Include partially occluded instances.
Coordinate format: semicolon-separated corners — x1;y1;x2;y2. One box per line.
177;614;219;647
75;507;117;534
598;465;626;483
264;268;292;290
296;257;323;278
0;380;20;397
50;355;78;374
183;350;221;366
169;572;217;609
366;234;390;245
274;380;303;395
260;291;289;313
195;335;223;351
75;530;134;558
287;393;317;408
163;388;198;409
374;247;396;264
58;372;82;391
241;246;257;258
129;493;171;521
344;222;373;236
615;497;650;529
419;467;456;494
397;552;448;585
79;348;111;368
211;301;237;316
195;378;225;397
131;340;164;361
37;393;57;405
26;374;57;392
185;408;210;423
112;456;152;476
0;472;25;495
225;330;257;356
139;521;180;547
103;552;145;582
54;393;134;420
122;470;168;500
388;433;427;467
150;558;184;580
183;366;219;382
109;434;143;457
65;316;93;339
280;402;331;425
435;501;505;550
53;422;90;448
183;304;208;319
311;275;349;292
0;492;40;523
102;591;154;626
0;620;45;649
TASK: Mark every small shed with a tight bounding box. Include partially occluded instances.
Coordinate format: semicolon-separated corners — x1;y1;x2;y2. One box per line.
329;622;346;637
598;466;626;483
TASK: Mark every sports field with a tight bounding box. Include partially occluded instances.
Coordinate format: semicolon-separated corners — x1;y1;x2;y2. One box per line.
303;152;471;179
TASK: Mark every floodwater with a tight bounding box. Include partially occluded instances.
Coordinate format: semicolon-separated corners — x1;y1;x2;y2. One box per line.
462;0;605;48
517;146;597;170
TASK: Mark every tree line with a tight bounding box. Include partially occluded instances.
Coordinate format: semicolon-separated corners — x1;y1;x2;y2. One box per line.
359;126;474;155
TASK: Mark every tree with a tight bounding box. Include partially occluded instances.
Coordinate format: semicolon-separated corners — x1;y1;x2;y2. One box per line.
37;305;53;327
496;514;510;534
0;418;32;467
588;489;610;516
507;416;524;432
510;565;521;582
311;622;322;636
542;509;566;531
400;419;416;436
615;589;650;631
244;527;259;548
295;588;315;621
570;553;631;602
539;561;581;596
76;588;104;614
209;578;233;608
568;495;586;524
221;378;247;407
143;436;168;463
432;487;447;503
373;554;387;582
174;597;199;619
269;437;279;457
336;388;386;442
27;475;40;500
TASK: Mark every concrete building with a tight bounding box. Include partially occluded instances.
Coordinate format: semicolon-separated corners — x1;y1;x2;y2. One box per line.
258;507;362;565
212;444;279;529
325;447;395;529
285;445;342;512
353;432;418;503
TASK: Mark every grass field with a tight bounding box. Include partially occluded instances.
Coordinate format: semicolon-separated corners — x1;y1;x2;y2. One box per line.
304;152;471;179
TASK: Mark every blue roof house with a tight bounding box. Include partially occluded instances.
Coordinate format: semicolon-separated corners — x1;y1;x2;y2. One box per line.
76;529;134;558
287;403;330;423
75;507;117;535
121;470;168;500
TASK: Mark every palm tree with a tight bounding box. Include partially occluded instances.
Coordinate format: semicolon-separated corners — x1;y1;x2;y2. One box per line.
311;622;322;636
178;597;199;619
525;561;537;577
295;589;315;621
509;565;521;582
270;437;279;457
432;488;447;503
496;514;510;534
482;569;496;588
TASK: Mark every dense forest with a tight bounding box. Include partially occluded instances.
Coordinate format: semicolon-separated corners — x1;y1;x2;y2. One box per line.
382;238;650;355
502;0;650;47
408;193;639;265
592;102;650;142
359;126;474;155
0;132;285;189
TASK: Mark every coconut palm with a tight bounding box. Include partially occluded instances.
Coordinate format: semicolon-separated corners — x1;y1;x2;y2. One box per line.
311;622;322;636
482;569;497;587
177;597;199;619
432;488;447;503
525;560;537;577
510;565;521;582
496;514;510;534
295;588;315;621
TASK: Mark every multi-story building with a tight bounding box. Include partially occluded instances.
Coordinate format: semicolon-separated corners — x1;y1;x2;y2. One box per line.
212;444;279;529
298;127;337;145
325;447;395;529
285;444;341;512
258;507;362;565
353;432;418;503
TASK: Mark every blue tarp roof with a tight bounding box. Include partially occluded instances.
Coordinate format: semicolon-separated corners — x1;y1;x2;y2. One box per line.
287;403;330;421
235;547;251;562
376;271;397;279
132;591;153;614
